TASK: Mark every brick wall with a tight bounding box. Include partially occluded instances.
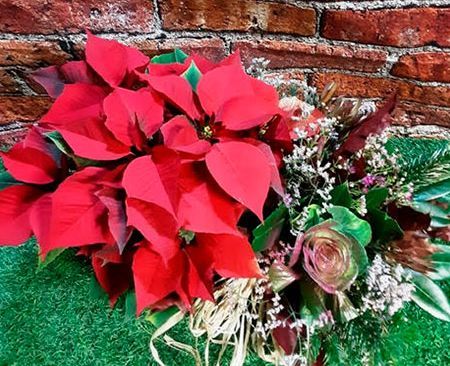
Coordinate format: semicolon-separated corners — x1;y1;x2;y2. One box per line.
0;0;449;144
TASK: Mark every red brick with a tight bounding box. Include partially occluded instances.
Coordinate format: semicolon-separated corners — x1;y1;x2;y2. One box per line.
73;37;227;63
234;40;387;72
0;40;71;67
0;0;154;34
0;96;51;124
0;69;21;93
133;38;227;62
322;8;450;47
393;102;450;128
0;125;30;147
391;53;450;83
160;0;316;36
312;73;450;107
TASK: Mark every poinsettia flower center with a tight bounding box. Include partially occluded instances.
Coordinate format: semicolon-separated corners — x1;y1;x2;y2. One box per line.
178;228;196;245
201;125;213;139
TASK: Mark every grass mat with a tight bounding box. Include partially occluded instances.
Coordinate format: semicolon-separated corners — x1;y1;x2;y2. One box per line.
0;242;268;366
1;242;449;365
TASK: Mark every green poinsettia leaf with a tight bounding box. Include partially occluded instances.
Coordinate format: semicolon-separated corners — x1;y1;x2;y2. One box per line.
330;183;352;208
0;170;20;190
365;187;388;210
428;244;450;281
146;306;180;328
367;208;403;243
45;131;103;167
328;206;372;247
151;48;188;64
45;131;72;156
36;248;65;272
408;270;450;322
414;178;450;202
181;61;202;91
252;205;288;252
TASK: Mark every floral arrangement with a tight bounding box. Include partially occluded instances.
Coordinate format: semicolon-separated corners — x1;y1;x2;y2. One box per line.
0;32;449;366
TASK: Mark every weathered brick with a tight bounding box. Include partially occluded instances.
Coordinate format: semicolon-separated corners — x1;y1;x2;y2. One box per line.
393;102;450;128
312;73;450;107
234;40;387;72
160;0;316;36
322;8;450;47
0;96;51;124
0;124;30;147
133;38;227;62
391;53;450;83
0;0;154;34
0;69;21;93
73;37;227;63
0;40;71;67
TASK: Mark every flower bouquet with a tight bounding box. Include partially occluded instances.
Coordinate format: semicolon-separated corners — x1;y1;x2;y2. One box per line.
0;32;449;366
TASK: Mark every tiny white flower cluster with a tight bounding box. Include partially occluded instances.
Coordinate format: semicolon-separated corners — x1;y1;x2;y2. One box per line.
361;133;398;171
284;120;339;235
356;195;367;216
254;291;287;339
357;131;412;203
361;255;414;317
289;310;334;334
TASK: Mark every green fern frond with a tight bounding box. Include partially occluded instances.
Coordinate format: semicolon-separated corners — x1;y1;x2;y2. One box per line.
323;333;347;366
386;137;450;189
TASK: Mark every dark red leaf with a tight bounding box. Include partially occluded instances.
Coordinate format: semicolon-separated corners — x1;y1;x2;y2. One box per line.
92;251;133;306
31;66;64;99
272;316;298;355
336;94;397;158
31;61;96;99
264;116;293;152
96;187;131;254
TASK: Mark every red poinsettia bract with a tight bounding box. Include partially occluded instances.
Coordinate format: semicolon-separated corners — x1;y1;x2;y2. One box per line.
0;31;290;313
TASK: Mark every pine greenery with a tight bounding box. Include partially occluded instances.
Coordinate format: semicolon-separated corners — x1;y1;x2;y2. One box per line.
386;137;450;190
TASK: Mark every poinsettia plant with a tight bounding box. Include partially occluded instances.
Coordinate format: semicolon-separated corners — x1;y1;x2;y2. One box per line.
1;32;450;366
0;31;291;313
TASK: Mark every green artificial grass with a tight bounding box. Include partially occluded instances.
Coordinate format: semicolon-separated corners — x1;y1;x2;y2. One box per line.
1;242;449;366
0;241;268;366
